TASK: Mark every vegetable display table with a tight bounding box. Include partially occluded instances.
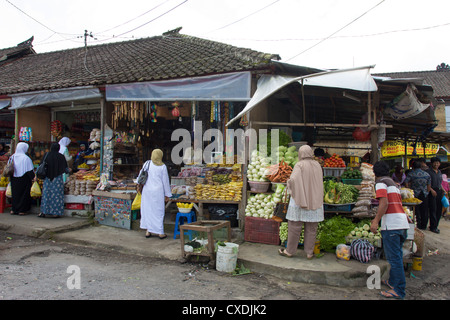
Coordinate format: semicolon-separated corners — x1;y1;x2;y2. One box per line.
179;220;231;267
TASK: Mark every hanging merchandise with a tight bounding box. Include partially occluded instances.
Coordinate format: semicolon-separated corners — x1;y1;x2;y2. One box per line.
19;127;33;142
210;101;215;123
150;104;157;123
172;102;181;117
239;114;248;127
50;120;63;138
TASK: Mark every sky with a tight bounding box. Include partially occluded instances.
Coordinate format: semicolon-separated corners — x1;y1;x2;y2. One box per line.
0;0;449;74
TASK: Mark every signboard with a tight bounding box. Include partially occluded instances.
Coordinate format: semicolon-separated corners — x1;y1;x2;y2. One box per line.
381;140;439;158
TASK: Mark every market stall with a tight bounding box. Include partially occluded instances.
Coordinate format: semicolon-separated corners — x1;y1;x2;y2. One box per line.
225;66;436;265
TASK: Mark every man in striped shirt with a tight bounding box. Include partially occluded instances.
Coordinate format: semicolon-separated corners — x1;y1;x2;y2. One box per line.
371;161;410;300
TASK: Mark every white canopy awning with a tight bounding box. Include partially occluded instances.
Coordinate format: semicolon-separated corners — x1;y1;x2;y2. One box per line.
226;66;378;127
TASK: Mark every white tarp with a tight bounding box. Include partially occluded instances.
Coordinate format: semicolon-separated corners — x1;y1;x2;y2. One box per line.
105;71;251;102
226;66;378;127
10;86;102;110
0;100;10;110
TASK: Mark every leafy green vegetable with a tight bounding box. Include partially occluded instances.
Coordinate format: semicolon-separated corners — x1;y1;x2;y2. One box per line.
318;216;355;252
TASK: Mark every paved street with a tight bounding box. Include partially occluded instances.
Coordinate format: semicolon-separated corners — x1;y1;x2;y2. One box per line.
1;231;448;302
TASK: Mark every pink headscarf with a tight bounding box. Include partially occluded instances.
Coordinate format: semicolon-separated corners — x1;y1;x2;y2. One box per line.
442;174;449;192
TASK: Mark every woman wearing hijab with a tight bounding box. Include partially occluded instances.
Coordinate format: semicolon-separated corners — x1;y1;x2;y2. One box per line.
10;142;35;215
392;165;406;187
278;145;324;259
39;143;68;218
58;137;72;182
138;149;172;239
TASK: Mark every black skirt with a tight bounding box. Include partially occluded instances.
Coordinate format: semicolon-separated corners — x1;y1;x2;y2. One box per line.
11;170;34;214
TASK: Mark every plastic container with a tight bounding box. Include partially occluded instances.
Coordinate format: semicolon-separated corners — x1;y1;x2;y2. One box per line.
324;204;354;212
323;167;346;177
216;242;239;273
178;207;193;213
341;178;362;185
412;256;422;271
248;181;270;193
244;216;281;245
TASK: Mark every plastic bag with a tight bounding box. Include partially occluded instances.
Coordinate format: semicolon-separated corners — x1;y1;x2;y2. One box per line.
131;192;141;211
336;244;351;261
30;181;42;198
441;195;449;208
5;182;11;198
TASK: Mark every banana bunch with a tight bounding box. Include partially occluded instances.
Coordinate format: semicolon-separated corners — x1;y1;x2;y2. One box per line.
177;202;194;209
0;176;8;187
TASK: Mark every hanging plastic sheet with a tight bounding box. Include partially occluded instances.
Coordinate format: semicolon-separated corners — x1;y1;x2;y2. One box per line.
10;86;102;110
0;100;10;110
105;71;251;102
384;84;431;120
226;66;378;127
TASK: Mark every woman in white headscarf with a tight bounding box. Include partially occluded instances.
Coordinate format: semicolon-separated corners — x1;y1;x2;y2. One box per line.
278;145;324;259
10;142;35;215
58;137;72;182
138;149;172;239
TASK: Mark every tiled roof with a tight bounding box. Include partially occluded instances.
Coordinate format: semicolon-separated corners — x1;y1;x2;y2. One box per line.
375;68;450;99
0;36;35;67
0;30;281;95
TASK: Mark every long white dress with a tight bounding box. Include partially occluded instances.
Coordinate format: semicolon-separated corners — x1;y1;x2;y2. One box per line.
139;161;172;234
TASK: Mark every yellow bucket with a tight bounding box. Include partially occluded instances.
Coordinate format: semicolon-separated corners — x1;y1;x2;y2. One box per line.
412;256;423;271
313;240;321;254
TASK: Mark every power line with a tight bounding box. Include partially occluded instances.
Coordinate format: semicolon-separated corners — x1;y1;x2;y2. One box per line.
98;0;189;42
4;0;78;36
204;21;450;43
285;0;386;62
204;0;280;34
94;0;171;36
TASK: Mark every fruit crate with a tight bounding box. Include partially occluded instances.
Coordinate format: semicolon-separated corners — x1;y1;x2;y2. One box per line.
341;178;362;185
244;216;280;245
323;167;346;177
324;203;354;212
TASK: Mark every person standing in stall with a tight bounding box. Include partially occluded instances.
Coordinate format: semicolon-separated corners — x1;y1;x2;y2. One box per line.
58;137;72;182
38;143;69;218
405;159;431;230
426;157;443;234
278;145;324;259
10;142;35;215
138;149;172;239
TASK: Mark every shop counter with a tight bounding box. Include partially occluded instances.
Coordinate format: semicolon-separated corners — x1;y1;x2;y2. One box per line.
92;190;137;230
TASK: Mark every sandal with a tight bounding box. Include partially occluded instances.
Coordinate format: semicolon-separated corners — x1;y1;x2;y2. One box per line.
382;280;394;290
145;232;152;238
380;290;403;300
278;248;292;258
158;234;167;239
37;213;46;218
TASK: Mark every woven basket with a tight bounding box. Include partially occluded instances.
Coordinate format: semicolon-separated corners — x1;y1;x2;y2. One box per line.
414;227;425;257
248;181;270;193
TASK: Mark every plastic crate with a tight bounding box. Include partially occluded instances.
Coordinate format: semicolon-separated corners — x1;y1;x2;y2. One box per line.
65;203;84;210
244;216;280;245
324;204;354;212
323;167;345;177
341;178;362;185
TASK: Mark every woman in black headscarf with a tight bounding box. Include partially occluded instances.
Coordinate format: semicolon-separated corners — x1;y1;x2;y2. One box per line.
38;143;68;218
